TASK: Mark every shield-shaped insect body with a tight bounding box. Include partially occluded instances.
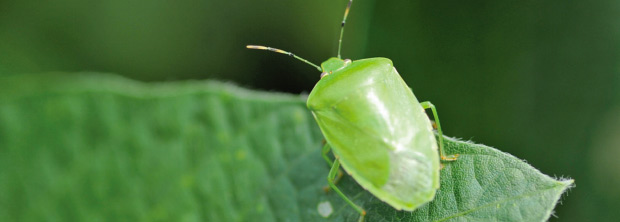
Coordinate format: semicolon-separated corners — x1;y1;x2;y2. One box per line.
247;0;458;220
307;58;440;211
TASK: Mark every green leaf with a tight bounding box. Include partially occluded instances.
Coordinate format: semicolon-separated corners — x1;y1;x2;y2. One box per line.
0;73;573;222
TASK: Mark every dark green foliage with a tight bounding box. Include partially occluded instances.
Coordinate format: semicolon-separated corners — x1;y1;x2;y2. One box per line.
0;73;571;221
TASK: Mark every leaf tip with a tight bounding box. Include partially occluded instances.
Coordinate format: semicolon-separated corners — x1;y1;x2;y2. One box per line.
556;177;575;189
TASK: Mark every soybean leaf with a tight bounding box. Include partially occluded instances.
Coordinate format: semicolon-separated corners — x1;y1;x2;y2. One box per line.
0;73;573;222
330;137;574;222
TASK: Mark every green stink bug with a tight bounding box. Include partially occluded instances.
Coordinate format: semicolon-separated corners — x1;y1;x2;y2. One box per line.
247;0;459;220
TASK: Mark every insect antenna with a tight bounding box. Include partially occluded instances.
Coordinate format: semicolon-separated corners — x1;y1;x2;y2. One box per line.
246;45;322;71
337;0;353;59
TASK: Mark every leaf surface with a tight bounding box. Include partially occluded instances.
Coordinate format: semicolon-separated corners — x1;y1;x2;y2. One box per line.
0;73;573;222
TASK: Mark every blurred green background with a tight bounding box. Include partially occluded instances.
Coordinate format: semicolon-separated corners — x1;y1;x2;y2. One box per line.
0;0;618;221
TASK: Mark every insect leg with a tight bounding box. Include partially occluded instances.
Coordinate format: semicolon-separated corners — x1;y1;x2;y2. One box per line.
420;101;459;161
322;142;345;193
322;142;334;167
328;158;366;220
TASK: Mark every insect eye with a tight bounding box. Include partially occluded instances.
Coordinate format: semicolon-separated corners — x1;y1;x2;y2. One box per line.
320;72;329;78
